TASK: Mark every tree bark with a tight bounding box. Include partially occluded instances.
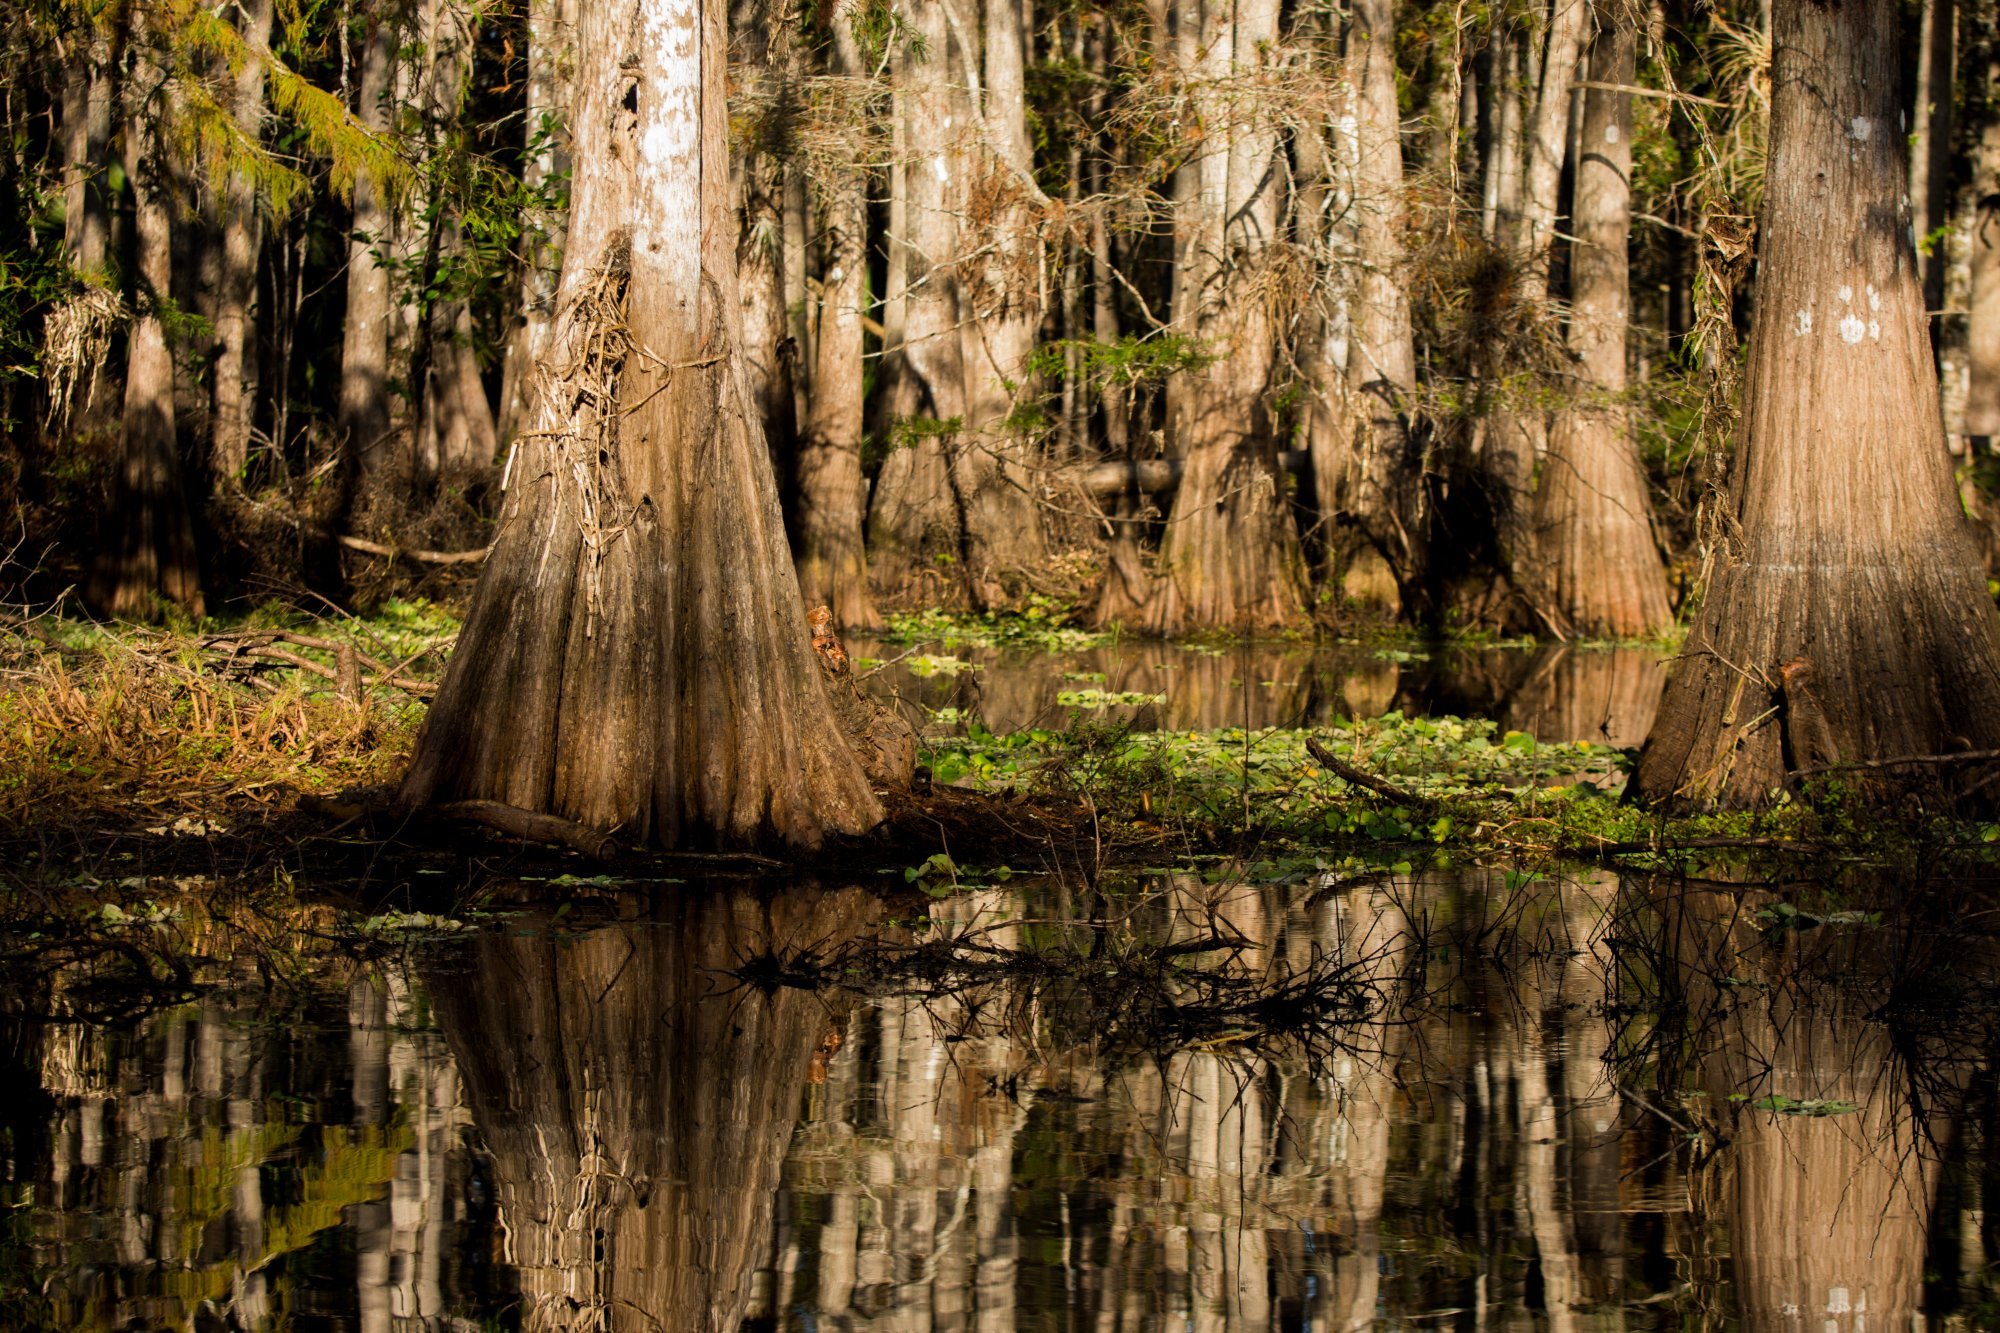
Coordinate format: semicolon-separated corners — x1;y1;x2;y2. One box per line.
91;46;204;619
865;0;968;606
795;10;879;630
400;0;883;847
1332;0;1427;610
1513;0;1591;302
209;0;274;491
1912;0;1956;335
1531;14;1673;637
496;0;575;446
1967;39;2000;438
733;0;797;476
1634;0;2000;808
1135;0;1308;634
951;0;1049;607
337;7;399;474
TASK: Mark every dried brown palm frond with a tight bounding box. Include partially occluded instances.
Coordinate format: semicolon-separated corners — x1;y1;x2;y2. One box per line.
41;284;126;439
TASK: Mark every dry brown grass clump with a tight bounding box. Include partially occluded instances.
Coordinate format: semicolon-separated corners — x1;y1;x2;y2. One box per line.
0;623;423;835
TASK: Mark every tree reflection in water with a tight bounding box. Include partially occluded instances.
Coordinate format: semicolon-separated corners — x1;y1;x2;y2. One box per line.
4;868;1997;1330
430;882;883;1332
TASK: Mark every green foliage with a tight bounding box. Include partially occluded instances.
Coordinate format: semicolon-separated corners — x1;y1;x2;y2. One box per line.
1026;332;1212;390
885;602;1111;652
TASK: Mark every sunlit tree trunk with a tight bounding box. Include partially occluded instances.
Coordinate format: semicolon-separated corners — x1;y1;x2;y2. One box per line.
952;0;1049;607
401;0;883;846
1334;0;1426;611
1532;14;1673;636
497;0;575;446
91;48;204;620
866;0;967;606
1912;0;1956;333
795;12;879;629
1634;0;2000;807
1137;0;1308;633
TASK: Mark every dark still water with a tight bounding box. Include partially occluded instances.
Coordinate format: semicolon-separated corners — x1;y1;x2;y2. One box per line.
3;870;1992;1330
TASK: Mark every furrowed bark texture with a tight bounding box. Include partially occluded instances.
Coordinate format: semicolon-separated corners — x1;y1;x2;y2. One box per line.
401;0;881;848
1633;0;2000;807
1532;17;1672;637
794;13;879;630
1137;0;1308;634
866;0;967;606
91;61;204;620
497;0;575;445
732;0;796;473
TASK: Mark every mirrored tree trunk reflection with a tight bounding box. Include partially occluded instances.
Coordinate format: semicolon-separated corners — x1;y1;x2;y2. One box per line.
431;883;881;1332
1651;885;1969;1333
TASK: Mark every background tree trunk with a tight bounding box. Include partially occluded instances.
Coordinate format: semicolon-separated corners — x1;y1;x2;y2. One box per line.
497;0;575;447
401;0;882;847
1336;0;1426;611
866;1;968;606
951;0;1048;608
337;9;399;475
1634;0;2000;807
209;0;274;491
1136;0;1308;634
1532;14;1673;637
92;54;204;619
795;10;879;630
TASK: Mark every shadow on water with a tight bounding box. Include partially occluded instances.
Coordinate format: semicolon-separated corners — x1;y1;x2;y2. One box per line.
3;864;1998;1329
851;638;1669;743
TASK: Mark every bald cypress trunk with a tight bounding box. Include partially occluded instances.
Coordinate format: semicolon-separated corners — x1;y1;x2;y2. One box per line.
91;49;204;620
1532;14;1672;637
1634;0;2000;807
865;0;966;607
209;0;273;491
337;11;398;473
401;0;882;847
794;12;878;630
952;0;1049;607
1334;0;1426;609
1136;0;1308;634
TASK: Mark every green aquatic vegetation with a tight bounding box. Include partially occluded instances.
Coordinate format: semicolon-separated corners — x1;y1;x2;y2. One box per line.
884;601;1113;651
1056;688;1166;708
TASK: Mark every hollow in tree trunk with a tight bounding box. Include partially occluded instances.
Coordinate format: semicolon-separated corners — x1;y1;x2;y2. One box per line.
400;0;882;847
1633;0;2000;807
1531;13;1672;637
1136;0;1307;635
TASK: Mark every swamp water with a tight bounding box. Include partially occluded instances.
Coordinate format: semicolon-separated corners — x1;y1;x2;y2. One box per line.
4;865;1994;1331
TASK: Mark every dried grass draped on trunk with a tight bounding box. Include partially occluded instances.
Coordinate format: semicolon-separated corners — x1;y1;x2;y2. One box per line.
400;0;881;848
1633;0;2000;807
